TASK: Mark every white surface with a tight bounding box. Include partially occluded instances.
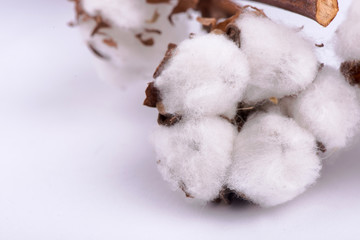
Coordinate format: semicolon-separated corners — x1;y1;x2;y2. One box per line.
0;1;359;239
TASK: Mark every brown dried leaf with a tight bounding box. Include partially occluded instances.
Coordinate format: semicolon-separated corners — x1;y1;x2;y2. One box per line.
195;3;266;33
146;10;160;24
146;0;170;3
341;60;360;86
91;15;111;36
215;10;241;32
197;0;240;20
242;5;267;17
213;187;251;205
87;42;109;60
196;17;217;30
69;0;112;38
153;43;177;78
225;23;241;48
168;0;199;24
217;188;238;205
103;38;118;48
179;181;194;198
316;141;326;154
144;28;162;34
69;0;85;21
135;33;154;46
158;113;182;126
144;82;161;108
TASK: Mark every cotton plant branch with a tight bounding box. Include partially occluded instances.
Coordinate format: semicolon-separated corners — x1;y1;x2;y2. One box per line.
250;0;338;26
68;0;360;208
143;0;360;207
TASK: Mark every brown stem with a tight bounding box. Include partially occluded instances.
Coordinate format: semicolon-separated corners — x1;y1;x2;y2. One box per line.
250;0;338;27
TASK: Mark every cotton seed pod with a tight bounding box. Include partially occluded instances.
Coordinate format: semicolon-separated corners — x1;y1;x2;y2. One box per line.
73;0;194;87
154;33;250;118
151;117;237;201
234;13;318;104
283;66;360;150
227;111;321;207
335;0;360;61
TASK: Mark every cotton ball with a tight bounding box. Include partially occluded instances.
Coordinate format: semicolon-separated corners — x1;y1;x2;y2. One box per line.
154;34;250;118
227;111;321;207
285;66;360;150
75;0;196;86
82;0;146;29
335;0;360;60
235;14;318;104
151;117;237;201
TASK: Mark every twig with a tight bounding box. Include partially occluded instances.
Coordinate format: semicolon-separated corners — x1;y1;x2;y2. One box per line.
250;0;338;26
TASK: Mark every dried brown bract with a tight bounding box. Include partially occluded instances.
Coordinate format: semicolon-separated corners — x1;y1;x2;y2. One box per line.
135;33;155;46
157;113;182;126
144;82;161;108
87;42;109;59
153;43;177;78
341;60;360;86
146;0;170;4
102;38;117;48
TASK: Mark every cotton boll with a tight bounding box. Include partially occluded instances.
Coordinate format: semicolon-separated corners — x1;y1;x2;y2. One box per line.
151;117;237;201
284;67;360;150
235;14;318;104
82;0;146;29
154;34;250;118
335;0;360;60
227;111;321;207
76;0;197;86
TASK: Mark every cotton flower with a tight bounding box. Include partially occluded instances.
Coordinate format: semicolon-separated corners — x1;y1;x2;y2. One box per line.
227;111;321;207
151;117;237;201
234;13;318;104
284;67;360;150
154;33;250;118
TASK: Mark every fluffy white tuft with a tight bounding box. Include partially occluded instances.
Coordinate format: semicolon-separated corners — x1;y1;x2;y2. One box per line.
235;14;318;104
227;111;321;207
82;0;146;29
335;0;360;60
151;117;237;201
154;34;250;118
284;67;360;150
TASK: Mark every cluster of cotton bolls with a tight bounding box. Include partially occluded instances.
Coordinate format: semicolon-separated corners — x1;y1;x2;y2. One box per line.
146;9;360;207
71;0;198;87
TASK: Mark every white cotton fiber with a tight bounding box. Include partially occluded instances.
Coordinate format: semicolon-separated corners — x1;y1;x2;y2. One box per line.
82;0;146;29
154;34;250;118
151;117;237;201
227;111;321;207
335;0;360;60
235;14;318;104
284;67;360;150
76;0;197;86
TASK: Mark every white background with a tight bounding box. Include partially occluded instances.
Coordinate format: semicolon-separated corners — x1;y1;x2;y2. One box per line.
1;1;359;239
